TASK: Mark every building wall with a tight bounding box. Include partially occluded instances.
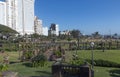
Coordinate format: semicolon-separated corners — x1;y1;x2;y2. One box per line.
6;0;18;30
0;0;35;35
0;1;6;25
16;0;22;33
23;0;35;34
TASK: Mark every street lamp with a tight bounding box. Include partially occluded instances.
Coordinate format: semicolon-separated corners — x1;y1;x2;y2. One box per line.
77;34;80;50
18;43;21;60
90;42;94;69
90;42;94;77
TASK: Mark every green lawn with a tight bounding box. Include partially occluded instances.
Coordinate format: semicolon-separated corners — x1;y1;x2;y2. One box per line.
0;51;52;76
66;50;120;64
66;50;120;77
9;62;52;77
0;50;120;77
9;63;120;77
94;67;120;77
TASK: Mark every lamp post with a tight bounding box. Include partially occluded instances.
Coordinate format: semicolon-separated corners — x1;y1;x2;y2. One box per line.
18;43;21;60
90;42;94;69
77;35;80;50
90;42;94;77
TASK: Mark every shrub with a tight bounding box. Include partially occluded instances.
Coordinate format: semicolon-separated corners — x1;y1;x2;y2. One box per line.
4;48;11;51
69;59;85;66
0;64;8;72
24;51;33;59
86;59;120;68
31;54;47;67
54;51;62;58
68;55;86;66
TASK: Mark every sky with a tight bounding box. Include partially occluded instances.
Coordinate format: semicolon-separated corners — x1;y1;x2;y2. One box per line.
0;0;120;35
35;0;120;35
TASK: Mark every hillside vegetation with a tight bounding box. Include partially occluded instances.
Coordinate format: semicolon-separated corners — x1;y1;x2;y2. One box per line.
0;24;18;34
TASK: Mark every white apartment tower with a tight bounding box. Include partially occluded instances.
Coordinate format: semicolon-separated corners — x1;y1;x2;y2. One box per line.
0;1;6;25
34;16;43;35
22;0;35;34
0;0;35;34
56;24;59;36
6;0;18;30
42;27;48;36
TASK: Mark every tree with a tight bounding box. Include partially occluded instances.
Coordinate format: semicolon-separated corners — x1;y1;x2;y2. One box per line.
92;31;101;38
113;33;118;39
30;33;40;38
70;29;81;38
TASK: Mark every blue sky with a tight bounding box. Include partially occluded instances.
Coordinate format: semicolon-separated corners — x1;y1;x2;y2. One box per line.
0;0;120;35
35;0;120;35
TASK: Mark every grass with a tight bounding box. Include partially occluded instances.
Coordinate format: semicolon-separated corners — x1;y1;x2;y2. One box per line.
9;62;52;77
94;67;120;77
66;50;120;64
0;51;52;76
65;50;120;77
0;50;120;77
0;51;19;62
9;63;120;77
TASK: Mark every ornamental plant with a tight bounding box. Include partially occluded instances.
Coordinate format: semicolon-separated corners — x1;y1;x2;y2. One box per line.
69;58;85;66
0;63;8;72
68;54;86;66
54;51;62;58
24;51;33;59
31;54;47;67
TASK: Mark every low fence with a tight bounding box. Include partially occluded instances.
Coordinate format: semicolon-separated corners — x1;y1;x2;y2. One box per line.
68;41;120;50
1;40;120;52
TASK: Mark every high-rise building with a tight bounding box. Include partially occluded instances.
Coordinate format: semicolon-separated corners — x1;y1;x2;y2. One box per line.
34;16;43;35
0;1;6;25
6;0;18;30
42;27;48;36
0;0;35;35
21;0;35;34
48;23;59;36
55;24;59;36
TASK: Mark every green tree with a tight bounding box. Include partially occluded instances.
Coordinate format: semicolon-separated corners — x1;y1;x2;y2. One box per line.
92;31;101;38
70;29;81;38
30;33;40;38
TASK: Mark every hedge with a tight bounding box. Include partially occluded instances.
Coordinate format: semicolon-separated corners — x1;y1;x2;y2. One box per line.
86;59;120;68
